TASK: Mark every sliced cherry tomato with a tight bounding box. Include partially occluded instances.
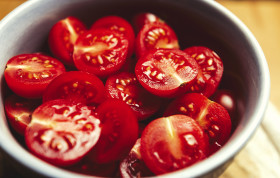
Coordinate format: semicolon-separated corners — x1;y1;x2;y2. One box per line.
135;49;199;98
164;93;232;154
89;99;138;164
43;71;105;105
120;138;154;178
183;46;223;97
73;29;129;77
25;99;101;166
4;53;66;98
90;15;135;57
48;16;87;66
135;22;179;58
105;72;161;120
132;12;164;32
141;115;209;175
4;94;41;135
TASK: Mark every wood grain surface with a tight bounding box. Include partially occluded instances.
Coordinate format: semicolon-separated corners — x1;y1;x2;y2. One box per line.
0;1;280;178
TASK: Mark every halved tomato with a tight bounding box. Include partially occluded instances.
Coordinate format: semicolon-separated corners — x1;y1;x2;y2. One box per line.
4;53;66;98
105;72;161;120
141;115;209;175
90;15;135;57
135;22;179;58
89;99;138;164
73;29;129;77
4;94;41;135
164;93;232;154
183;46;223;97
25;99;101;166
48;16;87;66
135;49;199;98
43;71;105;105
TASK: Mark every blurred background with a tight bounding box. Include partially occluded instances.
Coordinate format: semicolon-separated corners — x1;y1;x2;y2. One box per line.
0;0;279;178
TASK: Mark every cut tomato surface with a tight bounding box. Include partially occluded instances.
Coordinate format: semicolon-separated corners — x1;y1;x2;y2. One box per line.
135;22;179;58
48;16;87;66
4;53;66;98
25;99;101;166
90;15;135;57
135;49;199;98
4;94;41;135
105;72;161;120
43;71;105;105
164;93;232;154
141;115;209;175
73;29;129;77
89;99;138;164
183;46;223;97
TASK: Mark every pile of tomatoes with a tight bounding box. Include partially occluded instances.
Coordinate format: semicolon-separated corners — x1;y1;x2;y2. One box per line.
3;12;237;177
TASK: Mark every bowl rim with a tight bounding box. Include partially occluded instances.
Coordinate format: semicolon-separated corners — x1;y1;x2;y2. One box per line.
0;0;270;177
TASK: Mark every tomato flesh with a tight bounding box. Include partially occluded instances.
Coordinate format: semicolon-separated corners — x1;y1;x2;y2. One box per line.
141;115;209;175
135;22;179;58
48;16;87;66
4;94;41;135
73;29;129;77
135;49;199;98
164;93;232;153
90;15;135;57
43;71;105;105
4;53;66;98
105;72;162;120
25;99;101;166
89;99;138;163
183;46;223;97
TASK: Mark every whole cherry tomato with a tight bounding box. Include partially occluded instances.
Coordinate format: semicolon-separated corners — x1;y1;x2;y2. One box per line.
89;99;139;164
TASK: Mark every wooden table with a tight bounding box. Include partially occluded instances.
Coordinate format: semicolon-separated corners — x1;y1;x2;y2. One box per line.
0;0;280;177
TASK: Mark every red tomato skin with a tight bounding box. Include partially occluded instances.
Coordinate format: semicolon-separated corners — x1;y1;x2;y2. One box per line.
140;115;209;175
4;53;66;98
119;138;154;178
4;94;41;135
25;99;101;166
73;29;129;77
105;72;162;120
132;12;164;32
183;46;224;97
164;93;232;153
90;15;135;57
48;16;87;66
43;71;105;105
89;99;139;164
135;22;179;58
135;49;199;98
